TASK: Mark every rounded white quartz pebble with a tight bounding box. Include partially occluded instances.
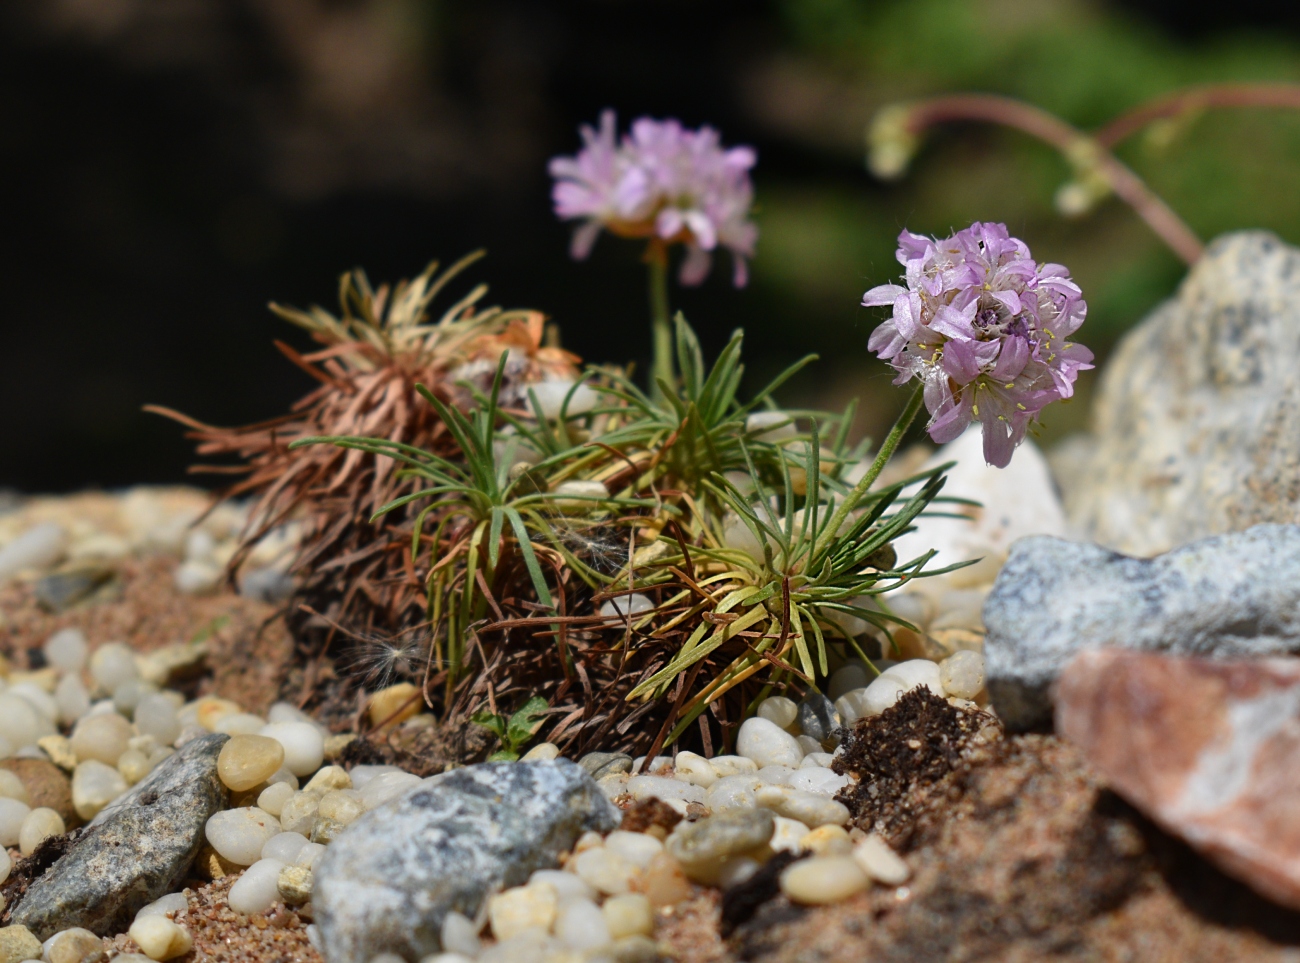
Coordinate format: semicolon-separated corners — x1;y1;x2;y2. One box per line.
787;767;851;797
671;751;717;789
128;915;192;960
881;659;943;696
530;378;598;419
770;815;812;853
440;910;481;958
0;847;10;884
602;893;653;939
277;792;319;835
757;696;798;730
755;785;850;827
0;770;30;805
853;833;911;885
756;765;795;785
262;831;310;864
705;774;763;814
19;807;64;855
800;752;835;769
573;847;636;895
258;722;324;778
603;830;664;869
0;522;65;581
827;663;871;701
421;954;473;963
214;713;268;736
630;756;672;774
518;742;559;762
112;680;159;718
347;764;402;789
708;755;758;777
488;882;558;941
736;716;804;768
54;675;92;726
796;734;822;755
359;771;421;810
626;775;704;804
940;650;985;700
89;643;139;694
136;892;189;919
0;797;32;846
70;712;133;766
10;684;58;723
205;807;282;865
72;761;128;820
294;842;327;871
257;782;296;817
43;628;88;673
0;693;52;749
554;896;609;951
716;856;761;888
780;855;870;904
598;593;654;619
133;694;182;746
528;869;595;902
41;926;103;963
227;858;285;915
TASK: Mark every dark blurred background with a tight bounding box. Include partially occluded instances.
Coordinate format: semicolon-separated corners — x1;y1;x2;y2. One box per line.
4;0;1300;492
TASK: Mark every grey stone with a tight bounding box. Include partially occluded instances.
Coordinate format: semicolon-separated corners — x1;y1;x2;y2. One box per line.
1059;231;1300;557
33;566;114;613
9;733;228;939
578;751;633;781
665;808;775;870
313;759;619;963
797;693;841;745
983;525;1300;730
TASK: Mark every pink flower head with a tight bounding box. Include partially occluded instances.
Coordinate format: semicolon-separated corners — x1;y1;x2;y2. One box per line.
863;222;1093;467
549;111;758;287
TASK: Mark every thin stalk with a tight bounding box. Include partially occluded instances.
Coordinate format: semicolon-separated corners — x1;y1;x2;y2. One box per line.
1096;83;1300;149
819;383;926;556
646;239;673;396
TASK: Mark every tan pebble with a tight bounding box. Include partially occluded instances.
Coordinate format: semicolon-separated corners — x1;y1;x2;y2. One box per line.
303;765;351;793
127;916;191;961
195;844;240;880
488;883;558;941
609;935;661;963
9;669;58;693
218;735;286;793
194;697;242;732
800;825;853;857
309;816;346;844
636;853;692;908
519;742;560;762
69;714;133;767
317;789;363;825
18;807;64;855
322;734;355;761
601;893;653;939
779;856;870;905
117;749;153;786
367;683;422;729
45;927;106;963
257;782;296;817
572;830;604;855
0;924;42;963
574;847;637;895
36;736;77;772
852;833;910;885
277;864;313;905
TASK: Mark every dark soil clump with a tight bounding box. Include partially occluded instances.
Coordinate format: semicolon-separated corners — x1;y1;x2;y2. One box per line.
619;797;683;835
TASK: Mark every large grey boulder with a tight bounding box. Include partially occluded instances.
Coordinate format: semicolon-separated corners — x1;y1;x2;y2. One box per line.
983;524;1300;730
10;733;229;939
314;759;620;963
1058;231;1300;557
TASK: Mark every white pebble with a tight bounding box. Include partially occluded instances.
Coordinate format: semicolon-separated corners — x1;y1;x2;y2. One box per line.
205;807;282;865
756;765;795;785
881;659;943;696
708;755;758;777
43;628;88;673
71;760;127;821
940;650;985;700
754;785;850;827
573;846;636;895
294;841;327;871
174;560;221;595
0;770;29;804
598;593;654;619
780;855;870;904
529;378;598;419
358;771;421;810
19;807;64;854
827;663;871;701
69;712;133;766
736;717;804;768
54;675;91;726
787;767;851;797
626;774;704;805
133;695;181;746
0;693;54;749
258;722;324;777
0;522;66;581
554;897;609;951
277;792;319;835
128;915;192;960
10;684;58;724
262;831;310;863
136;892;189;919
757;696;798;729
596;772;629;800
227;858;285;915
346;764;403;789
796;734;823;755
89;643;139;694
0;847;10;884
603;830;664;869
630;755;673;774
518;742;559;762
770;815;811;853
112;680;158;718
0;797;32;846
440;911;481;958
488;882;558;941
704;774;763;814
257;782;296;817
800;752;835;769
214;713;267;736
601;893;654;939
528;869;595;901
670;751;716;788
853;833;911;885
716;856;761;888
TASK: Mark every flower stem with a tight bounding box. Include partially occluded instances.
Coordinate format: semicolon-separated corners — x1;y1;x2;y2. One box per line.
646;240;673;397
820;383;926;550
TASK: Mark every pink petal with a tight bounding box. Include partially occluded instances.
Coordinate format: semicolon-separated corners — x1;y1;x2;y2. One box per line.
991;336;1030;381
678;245;712;286
862;284;907;307
930;304;976;340
570;221;602;260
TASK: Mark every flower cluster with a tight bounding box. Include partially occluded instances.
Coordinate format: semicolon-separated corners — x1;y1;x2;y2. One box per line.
864;222;1093;467
549;111;758;286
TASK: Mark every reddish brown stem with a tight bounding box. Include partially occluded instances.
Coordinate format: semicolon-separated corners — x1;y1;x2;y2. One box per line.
904;94;1204;264
1096;83;1300;149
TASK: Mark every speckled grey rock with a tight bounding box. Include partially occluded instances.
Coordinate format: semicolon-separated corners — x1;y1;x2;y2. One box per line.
984;525;1300;730
1058;232;1300;557
314;759;620;963
10;733;228;939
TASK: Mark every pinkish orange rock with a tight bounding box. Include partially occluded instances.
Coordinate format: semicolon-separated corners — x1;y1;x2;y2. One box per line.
1055;648;1300;910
